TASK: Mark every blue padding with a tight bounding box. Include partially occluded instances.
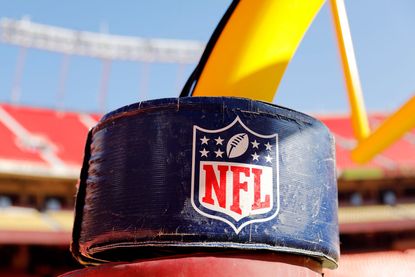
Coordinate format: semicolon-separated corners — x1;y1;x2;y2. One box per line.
72;97;339;268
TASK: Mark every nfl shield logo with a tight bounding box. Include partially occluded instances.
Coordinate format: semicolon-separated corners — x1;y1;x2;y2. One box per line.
191;116;280;234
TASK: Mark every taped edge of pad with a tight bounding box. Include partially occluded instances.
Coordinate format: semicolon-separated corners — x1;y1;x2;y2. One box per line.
71;97;339;268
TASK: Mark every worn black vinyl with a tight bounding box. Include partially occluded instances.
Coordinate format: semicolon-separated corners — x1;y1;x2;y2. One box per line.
71;97;339;268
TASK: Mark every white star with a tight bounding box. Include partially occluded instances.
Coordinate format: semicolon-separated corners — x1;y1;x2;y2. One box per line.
265;154;273;163
200;136;210;145
200;148;209;157
214;148;224;158
251;152;260;161
214;136;224;145
251;140;260;149
265;142;272;151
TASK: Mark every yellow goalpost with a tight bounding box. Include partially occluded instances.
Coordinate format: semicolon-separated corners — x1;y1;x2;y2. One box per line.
192;0;415;163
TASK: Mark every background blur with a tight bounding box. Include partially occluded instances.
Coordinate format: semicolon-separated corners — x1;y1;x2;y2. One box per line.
0;1;415;276
1;0;415;113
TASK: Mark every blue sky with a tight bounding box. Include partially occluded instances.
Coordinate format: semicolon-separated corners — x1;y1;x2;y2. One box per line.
0;0;414;114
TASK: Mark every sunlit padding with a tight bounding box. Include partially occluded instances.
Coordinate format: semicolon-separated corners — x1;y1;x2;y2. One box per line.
352;95;415;163
192;0;325;102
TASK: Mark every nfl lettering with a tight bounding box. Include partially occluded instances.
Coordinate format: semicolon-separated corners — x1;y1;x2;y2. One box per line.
191;116;280;234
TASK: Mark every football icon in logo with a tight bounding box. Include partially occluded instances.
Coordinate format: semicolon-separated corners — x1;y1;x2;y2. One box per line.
226;133;249;158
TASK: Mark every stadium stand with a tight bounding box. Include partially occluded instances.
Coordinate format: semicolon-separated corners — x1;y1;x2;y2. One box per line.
0;103;415;275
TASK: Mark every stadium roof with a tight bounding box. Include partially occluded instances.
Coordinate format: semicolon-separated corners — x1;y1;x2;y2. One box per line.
0;103;414;180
